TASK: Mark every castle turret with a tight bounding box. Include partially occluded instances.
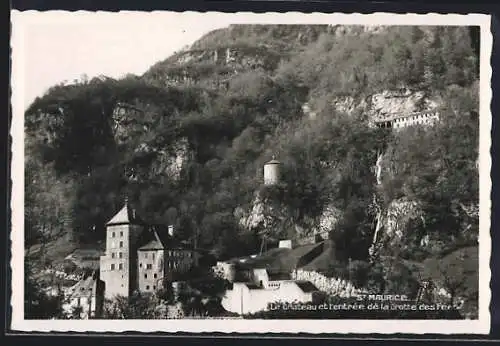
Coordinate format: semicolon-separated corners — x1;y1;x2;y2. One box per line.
263;156;281;185
99;201;145;299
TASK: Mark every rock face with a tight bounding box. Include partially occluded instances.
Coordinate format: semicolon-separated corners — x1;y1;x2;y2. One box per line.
237;193;342;244
237;193;290;235
328;88;440;123
313;205;342;237
332;96;367;115
368;89;440;121
383;197;424;242
111;102;145;145
126;137;190;182
149;138;190;181
370;196;425;258
111;101;191;182
27;108;67;145
145;45;282;90
237;194;266;231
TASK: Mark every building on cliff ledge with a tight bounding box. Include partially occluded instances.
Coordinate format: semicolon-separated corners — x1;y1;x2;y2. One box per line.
374;110;440;129
99;203;198;301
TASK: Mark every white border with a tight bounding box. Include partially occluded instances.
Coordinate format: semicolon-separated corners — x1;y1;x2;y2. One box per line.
10;11;493;334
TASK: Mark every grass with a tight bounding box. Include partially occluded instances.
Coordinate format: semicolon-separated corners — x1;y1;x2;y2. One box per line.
26;233;77;266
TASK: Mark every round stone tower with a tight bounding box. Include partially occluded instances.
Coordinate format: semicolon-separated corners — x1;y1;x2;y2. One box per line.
263;156;281;185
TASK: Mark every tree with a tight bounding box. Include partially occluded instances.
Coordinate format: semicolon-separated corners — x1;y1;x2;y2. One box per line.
70;305;84;319
102;292;162;319
425;247;478;308
24;262;64;319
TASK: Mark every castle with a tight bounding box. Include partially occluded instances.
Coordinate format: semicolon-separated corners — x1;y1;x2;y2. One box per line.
65;202;198;318
99;203;198;300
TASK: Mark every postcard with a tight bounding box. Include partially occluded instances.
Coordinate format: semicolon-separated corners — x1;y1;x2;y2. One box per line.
10;10;492;334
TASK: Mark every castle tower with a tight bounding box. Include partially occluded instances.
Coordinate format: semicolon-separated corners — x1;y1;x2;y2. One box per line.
99;201;145;300
263;156;281;186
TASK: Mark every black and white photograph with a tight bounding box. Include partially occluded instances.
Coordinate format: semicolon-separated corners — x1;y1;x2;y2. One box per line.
10;11;492;334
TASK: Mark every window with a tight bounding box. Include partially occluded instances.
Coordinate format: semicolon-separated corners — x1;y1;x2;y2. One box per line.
119;241;123;248
144;273;147;279
140;263;142;268
120;231;123;237
153;285;156;290
119;252;123;259
111;253;115;259
146;285;150;290
147;264;152;270
111;264;115;270
152;253;155;260
119;263;123;270
112;232;115;238
154;273;157;279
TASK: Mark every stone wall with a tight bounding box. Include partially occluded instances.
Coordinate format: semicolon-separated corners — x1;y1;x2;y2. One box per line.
291;269;361;298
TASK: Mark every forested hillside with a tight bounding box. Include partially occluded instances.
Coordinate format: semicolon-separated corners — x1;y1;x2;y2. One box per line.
25;25;480;316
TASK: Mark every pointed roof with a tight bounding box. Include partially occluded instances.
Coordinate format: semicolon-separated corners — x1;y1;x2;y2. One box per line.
136;225;193;251
265;155;280;165
70;275;97;298
138;239;164;251
138;230;164;251
106;203;144;226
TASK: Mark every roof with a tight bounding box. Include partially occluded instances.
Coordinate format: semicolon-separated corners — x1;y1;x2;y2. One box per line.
265;159;281;165
138;226;193;251
70;275;96;299
138;229;165;251
106;203;145;226
267;242;323;273
295;280;319;293
268;272;291;281
70;248;102;259
245;283;263;290
138;239;164;251
374;110;439;123
227;248;289;266
265;155;281;165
